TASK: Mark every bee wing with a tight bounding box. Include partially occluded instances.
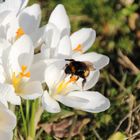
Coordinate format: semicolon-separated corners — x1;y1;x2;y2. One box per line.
84;61;95;71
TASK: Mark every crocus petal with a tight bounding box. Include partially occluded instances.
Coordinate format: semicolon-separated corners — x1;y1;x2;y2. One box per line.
1;11;16;26
43;23;60;49
0;131;13;140
30;25;45;48
56;35;72;58
74;70;100;90
0;83;21;105
0;11;9;24
56;94;89;109
18;4;41;35
30;60;48;82
0;98;8;108
8;35;33;74
0;25;6;39
6;17;19;42
42;91;61;113
45;62;65;89
71;28;96;53
21;81;43;100
0;0;23;13
0;102;16;131
49;4;70;37
83;70;100;90
6;92;21;105
57;91;110;113
73;52;110;70
20;0;29;10
33;50;48;63
0;39;10;83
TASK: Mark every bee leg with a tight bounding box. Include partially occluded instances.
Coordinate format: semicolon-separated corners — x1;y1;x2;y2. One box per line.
82;78;86;89
70;74;74;79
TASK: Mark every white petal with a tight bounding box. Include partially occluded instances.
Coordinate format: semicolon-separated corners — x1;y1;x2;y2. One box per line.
1;11;16;26
56;94;89;109
43;23;60;49
6;91;21;105
73;52;110;70
0;86;8;107
0;98;8;108
0;0;23;13
71;28;96;53
30;60;48;82
0;130;13;140
30;25;45;48
6;17;19;42
42;91;61;113
0;12;17;39
56;35;72;58
0;25;6;39
21;81;43;100
0;104;16;131
0;38;10;49
0;83;21;105
0;11;9;24
33;51;48;63
0;39;10;83
83;70;100;90
20;0;29;10
18;4;41;35
49;4;70;37
57;91;110;113
45;62;65;89
9;35;33;74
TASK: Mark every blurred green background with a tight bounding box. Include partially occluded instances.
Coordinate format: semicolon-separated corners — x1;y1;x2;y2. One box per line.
28;0;140;139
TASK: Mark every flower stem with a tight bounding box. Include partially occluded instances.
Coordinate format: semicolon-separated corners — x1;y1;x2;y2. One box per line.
20;104;28;137
26;100;30;132
29;99;39;139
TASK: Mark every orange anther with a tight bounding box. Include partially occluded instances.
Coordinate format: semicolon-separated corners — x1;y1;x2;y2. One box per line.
16;27;25;40
73;44;83;53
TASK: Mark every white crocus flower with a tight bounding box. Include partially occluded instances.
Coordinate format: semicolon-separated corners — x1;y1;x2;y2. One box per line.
48;4;95;56
0;0;42;46
0;101;16;140
42;63;110;113
0;35;43;105
34;4;108;67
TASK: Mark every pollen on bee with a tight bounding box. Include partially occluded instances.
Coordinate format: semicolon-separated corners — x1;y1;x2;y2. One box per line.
16;27;25;40
73;44;83;53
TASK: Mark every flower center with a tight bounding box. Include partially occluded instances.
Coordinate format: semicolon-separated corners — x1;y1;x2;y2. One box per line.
56;76;78;94
12;65;30;93
73;44;83;53
16;27;25;40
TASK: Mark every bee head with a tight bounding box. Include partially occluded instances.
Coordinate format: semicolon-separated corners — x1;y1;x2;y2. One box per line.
65;65;72;74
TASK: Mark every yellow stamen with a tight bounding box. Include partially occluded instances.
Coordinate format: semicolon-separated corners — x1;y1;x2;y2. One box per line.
12;65;30;93
16;27;25;40
73;44;83;53
56;76;77;94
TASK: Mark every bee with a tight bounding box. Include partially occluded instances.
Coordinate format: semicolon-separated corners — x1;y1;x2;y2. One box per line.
64;59;95;88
